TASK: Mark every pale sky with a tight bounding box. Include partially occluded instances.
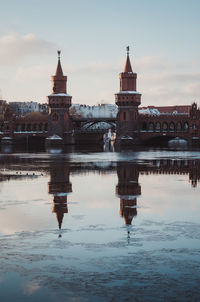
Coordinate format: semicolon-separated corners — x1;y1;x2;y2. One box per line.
0;0;200;106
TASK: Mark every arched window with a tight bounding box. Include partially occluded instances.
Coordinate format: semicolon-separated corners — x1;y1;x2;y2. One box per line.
39;123;43;131
142;122;147;131
162;122;168;132
27;124;31;131
155;122;161;132
176;122;182;132
192;124;197;130
33;124;37;131
169;122;175;132
148;123;154;132
183;122;189;132
21;124;25;131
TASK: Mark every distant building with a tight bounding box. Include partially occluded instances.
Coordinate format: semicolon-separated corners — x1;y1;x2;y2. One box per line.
70;103;117;118
9;101;39;116
39;103;49;114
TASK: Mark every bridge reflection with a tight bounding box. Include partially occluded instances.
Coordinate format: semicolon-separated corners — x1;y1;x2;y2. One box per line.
0;155;200;232
46;157;200;231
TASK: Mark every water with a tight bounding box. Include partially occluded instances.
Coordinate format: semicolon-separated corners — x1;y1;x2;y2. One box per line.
0;146;200;301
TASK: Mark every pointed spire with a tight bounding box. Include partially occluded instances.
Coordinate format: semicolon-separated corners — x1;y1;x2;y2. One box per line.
56;212;64;229
124;46;133;73
55;50;63;76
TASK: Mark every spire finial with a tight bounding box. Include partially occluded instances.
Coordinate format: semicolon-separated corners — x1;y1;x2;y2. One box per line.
57;50;61;59
126;46;130;56
123;46;132;73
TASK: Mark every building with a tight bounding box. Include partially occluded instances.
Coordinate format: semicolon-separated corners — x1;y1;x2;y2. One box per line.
9;101;39;116
0;48;200;146
115;48;200;146
46;50;72;144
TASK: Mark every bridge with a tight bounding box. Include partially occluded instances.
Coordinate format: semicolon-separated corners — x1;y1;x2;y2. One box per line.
138;108;199;145
0;110;199;146
0;114;117;145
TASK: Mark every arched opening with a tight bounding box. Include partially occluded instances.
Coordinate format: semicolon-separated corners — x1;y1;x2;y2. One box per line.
155;122;161;132
169;122;175;132
16;124;21;132
176;122;182;132
148;122;154;132
183;122;189;132
38;123;43;131
142;122;147;131
162;122;168;132
33;124;37;131
21;124;25;131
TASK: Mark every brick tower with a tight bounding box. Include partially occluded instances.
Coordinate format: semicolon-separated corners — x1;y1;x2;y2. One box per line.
115;47;141;145
47;51;72;144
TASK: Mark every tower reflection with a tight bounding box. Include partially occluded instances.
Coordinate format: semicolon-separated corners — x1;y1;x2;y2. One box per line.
48;158;72;234
116;162;141;225
46;157;200;234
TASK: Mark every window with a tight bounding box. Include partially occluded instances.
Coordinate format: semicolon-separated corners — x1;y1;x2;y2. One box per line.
123;111;127;121
52;112;59;121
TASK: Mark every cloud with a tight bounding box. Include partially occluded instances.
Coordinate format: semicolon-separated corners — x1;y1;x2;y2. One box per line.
133;56;200;106
2;47;200;106
135;56;169;72
0;32;56;65
15;64;54;81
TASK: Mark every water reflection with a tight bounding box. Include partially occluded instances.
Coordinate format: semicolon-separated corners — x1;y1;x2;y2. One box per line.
48;158;72;235
0;155;200;232
0;151;200;301
116;162;141;225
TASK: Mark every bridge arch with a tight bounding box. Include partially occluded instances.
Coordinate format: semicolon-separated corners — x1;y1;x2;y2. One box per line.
81;121;116;131
143;134;188;146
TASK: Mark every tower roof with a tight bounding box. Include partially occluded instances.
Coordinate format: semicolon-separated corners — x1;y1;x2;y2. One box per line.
123;46;133;72
55;51;63;76
124;54;133;73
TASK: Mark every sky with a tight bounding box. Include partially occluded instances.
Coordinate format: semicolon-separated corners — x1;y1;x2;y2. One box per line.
0;0;200;107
